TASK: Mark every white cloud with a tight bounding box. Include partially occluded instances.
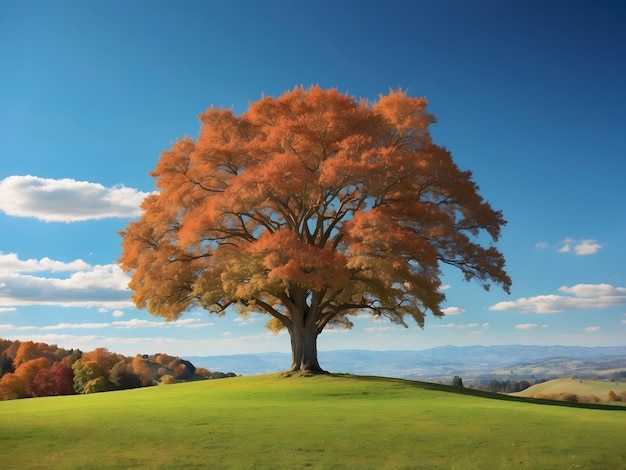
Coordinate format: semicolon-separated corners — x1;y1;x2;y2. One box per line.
515;323;538;330
172;318;215;328
364;326;398;332
482;323;490;329
0;252;92;275
112;319;167;328
442;306;466;315
234;314;266;326
0;253;133;309
112;310;125;318
574;239;602;255
535;241;549;249
0;307;16;313
0;175;153;222
110;318;214;329
585;326;600;332
489;283;626;313
558;284;624;297
42;322;110;330
555;238;602;255
431;322;456;328
430;322;479;329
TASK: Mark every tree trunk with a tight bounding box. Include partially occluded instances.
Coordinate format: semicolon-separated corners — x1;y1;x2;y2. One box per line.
288;315;326;373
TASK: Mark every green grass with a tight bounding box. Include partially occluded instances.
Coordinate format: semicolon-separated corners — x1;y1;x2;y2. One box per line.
1;374;625;469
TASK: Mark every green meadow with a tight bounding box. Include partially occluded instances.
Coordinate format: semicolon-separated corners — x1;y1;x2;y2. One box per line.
2;374;625;469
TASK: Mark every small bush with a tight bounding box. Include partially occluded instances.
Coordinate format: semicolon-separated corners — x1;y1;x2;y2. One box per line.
533;393;553;400
559;393;579;403
160;375;177;385
579;394;601;404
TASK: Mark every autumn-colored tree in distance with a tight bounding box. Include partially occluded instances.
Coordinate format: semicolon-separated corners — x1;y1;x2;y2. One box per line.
119;86;511;373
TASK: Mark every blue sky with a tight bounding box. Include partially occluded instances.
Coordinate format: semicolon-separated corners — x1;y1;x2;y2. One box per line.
1;1;625;358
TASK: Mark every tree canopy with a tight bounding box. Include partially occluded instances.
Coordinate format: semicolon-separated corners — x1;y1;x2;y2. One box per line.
119;86;511;372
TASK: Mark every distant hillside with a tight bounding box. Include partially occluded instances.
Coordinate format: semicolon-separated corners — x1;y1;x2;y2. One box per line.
511;378;626;405
187;345;626;382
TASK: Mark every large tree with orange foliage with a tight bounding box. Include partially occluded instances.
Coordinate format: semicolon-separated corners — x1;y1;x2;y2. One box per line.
119;86;511;372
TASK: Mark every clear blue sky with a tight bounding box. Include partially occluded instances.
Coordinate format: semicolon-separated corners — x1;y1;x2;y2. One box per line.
1;0;625;357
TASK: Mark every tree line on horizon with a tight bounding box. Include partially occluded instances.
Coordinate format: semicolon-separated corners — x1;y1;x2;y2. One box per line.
0;339;236;401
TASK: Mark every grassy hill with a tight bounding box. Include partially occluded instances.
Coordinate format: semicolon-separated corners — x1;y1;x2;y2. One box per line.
511;378;626;403
2;374;625;469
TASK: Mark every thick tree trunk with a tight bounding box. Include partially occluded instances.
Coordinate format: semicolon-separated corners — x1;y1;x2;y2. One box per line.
288;316;326;373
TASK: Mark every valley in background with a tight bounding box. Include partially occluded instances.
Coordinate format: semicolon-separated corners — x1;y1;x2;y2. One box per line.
188;344;626;388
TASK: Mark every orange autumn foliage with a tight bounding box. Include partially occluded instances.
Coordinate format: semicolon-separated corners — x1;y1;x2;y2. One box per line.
119;86;511;372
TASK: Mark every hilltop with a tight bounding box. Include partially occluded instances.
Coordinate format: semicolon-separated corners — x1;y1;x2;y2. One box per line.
1;373;624;469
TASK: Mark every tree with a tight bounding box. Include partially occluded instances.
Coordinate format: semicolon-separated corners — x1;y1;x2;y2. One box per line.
27;361;74;397
13;341;39;367
83;376;114;394
451;376;464;387
82;347;120;376
109;361;142;390
72;359;109;394
119;86;511;372
0;354;15;378
131;355;158;386
0;373;26;400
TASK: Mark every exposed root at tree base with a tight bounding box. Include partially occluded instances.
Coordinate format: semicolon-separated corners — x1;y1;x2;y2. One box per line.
280;369;330;378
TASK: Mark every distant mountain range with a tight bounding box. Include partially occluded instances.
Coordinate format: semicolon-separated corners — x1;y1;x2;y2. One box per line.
187;345;626;383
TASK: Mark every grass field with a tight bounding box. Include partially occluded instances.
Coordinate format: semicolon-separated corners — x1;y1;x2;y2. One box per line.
511;378;626;403
2;373;625;469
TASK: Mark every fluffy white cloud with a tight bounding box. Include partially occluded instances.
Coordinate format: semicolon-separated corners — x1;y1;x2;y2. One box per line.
556;238;602;255
0;175;153;222
489;283;626;314
0;252;91;275
172;318;215;328
585;326;600;332
442;306;466;315
573;239;602;255
0;253;133;309
515;323;538;329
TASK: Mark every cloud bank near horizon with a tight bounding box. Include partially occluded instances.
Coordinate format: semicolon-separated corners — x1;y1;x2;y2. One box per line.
0;252;133;309
489;283;626;314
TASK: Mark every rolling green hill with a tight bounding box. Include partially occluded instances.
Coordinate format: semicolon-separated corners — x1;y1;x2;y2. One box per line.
1;374;625;469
